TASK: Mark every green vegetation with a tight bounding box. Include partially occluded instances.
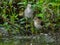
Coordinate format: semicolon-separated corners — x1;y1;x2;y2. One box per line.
0;0;60;45
0;0;60;35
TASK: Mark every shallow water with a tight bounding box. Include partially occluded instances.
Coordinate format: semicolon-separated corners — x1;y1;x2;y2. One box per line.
0;36;55;45
0;39;55;45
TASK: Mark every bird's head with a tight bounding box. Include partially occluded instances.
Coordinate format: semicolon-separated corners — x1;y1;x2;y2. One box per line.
33;17;42;22
33;17;44;25
27;4;32;8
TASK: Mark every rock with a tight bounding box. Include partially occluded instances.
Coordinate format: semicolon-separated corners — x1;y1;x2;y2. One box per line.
0;26;9;37
39;33;55;43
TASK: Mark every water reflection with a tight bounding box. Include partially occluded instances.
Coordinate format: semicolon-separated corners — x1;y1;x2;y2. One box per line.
0;39;55;45
0;35;55;45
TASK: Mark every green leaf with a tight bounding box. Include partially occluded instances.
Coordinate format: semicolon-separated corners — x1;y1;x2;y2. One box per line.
36;13;44;19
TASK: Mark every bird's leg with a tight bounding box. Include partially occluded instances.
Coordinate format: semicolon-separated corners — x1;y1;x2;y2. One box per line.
25;17;28;36
30;18;34;35
35;28;38;35
36;29;37;35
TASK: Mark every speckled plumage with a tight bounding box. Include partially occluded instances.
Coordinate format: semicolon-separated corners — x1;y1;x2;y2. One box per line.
33;17;43;29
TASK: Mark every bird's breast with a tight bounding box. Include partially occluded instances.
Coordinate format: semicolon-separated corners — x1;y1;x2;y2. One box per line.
24;8;33;18
34;21;42;29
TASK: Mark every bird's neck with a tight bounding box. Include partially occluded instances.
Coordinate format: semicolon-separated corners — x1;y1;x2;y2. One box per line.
27;7;31;9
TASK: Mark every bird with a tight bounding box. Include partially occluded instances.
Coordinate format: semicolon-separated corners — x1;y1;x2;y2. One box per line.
24;4;33;18
33;17;44;29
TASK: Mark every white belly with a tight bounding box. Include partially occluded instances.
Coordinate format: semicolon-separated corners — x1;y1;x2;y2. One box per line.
24;8;33;18
34;22;42;29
